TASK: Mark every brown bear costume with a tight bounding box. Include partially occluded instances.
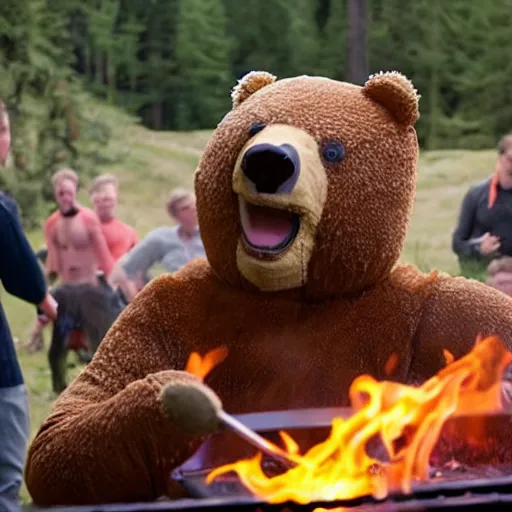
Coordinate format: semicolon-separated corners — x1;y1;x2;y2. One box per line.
25;71;512;507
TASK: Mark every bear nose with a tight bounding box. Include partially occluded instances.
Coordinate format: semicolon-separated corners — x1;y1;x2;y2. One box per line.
241;143;300;194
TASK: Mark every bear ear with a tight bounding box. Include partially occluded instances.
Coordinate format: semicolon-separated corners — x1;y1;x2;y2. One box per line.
363;71;420;126
231;71;277;108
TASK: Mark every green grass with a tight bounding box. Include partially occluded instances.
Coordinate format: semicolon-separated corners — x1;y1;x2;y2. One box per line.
2;115;498;505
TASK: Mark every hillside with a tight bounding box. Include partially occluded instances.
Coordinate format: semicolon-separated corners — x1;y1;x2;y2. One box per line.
2;115;498;504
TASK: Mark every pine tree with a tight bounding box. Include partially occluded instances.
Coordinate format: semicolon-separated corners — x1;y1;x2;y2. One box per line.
0;0;114;224
287;0;321;76
3;0;512;160
320;0;348;80
450;0;512;146
222;0;294;79
82;0;120;102
137;0;179;129
175;0;232;129
369;0;456;149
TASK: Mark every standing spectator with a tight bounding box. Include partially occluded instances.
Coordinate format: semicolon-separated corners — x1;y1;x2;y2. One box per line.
42;168;121;393
110;188;205;302
88;174;138;261
0;101;58;511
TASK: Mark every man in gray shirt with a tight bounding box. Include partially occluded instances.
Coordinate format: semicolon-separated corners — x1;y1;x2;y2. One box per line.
110;188;205;302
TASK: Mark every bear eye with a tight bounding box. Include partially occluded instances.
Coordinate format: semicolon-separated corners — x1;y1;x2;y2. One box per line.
322;141;345;163
249;122;266;137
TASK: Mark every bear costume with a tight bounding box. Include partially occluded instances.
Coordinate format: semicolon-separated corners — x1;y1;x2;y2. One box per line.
25;70;512;507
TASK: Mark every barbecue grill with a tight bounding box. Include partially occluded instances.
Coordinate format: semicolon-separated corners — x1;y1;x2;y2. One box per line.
30;408;512;512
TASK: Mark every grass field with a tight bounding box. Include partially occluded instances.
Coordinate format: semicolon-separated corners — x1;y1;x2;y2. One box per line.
1;112;498;504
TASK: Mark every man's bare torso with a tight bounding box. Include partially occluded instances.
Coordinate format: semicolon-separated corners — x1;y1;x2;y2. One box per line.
55;214;98;284
45;208;114;286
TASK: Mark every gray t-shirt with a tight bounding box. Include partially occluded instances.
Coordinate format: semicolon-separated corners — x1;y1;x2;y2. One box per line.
121;226;205;283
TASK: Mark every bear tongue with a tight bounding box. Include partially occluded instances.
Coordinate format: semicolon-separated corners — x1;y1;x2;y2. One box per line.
240;201;294;248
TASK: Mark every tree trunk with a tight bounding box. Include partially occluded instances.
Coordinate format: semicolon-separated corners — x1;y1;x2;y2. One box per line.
347;0;368;85
95;48;103;85
426;0;440;150
151;102;162;130
85;42;92;82
129;60;137;92
106;48;116;104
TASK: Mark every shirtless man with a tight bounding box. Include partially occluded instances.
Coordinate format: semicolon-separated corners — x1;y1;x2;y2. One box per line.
24;174;138;352
43;168;122;393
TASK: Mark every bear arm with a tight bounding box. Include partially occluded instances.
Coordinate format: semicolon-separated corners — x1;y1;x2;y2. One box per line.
25;275;205;506
410;276;512;382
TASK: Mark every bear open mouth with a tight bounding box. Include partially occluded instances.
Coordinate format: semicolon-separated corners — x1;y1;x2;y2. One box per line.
239;197;300;254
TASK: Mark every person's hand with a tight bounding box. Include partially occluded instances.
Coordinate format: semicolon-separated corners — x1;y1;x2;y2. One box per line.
37;314;51;327
134;270;145;290
38;293;58;322
479;232;501;255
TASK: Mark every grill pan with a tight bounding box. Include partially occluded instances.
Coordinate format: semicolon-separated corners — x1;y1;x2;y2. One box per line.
171;407;512;500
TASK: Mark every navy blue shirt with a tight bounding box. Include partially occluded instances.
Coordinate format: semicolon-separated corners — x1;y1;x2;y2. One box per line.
452;177;512;262
0;192;46;388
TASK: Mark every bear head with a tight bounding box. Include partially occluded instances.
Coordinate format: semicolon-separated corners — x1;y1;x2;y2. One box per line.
194;70;420;300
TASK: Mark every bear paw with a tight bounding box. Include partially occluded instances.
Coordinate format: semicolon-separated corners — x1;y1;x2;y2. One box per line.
161;379;223;435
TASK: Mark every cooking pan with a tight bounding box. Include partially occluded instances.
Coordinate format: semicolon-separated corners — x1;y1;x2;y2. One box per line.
171;407;512;500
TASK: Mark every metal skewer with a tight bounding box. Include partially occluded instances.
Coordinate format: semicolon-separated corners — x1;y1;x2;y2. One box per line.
217;410;297;469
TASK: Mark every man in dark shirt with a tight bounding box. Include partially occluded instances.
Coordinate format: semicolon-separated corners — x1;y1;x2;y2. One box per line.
0;104;57;510
452;133;512;279
0;193;53;512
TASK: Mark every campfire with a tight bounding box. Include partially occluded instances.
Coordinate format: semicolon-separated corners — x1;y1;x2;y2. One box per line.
185;336;512;509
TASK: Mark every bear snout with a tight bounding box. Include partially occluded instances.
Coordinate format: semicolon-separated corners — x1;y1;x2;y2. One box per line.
241;143;300;195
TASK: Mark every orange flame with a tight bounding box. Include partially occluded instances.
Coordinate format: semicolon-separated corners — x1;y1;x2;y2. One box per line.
384;353;399;377
206;336;512;504
185;346;228;380
443;349;454;366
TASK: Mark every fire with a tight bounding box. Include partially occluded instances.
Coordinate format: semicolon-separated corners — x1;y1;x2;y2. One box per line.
206;335;512;505
443;349;454;366
384;353;399;377
185;346;228;380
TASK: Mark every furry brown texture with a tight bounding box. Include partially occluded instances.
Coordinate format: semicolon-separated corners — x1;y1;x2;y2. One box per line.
161;381;222;435
363;71;420;126
231;71;277;108
25;71;512;507
197;73;419;298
